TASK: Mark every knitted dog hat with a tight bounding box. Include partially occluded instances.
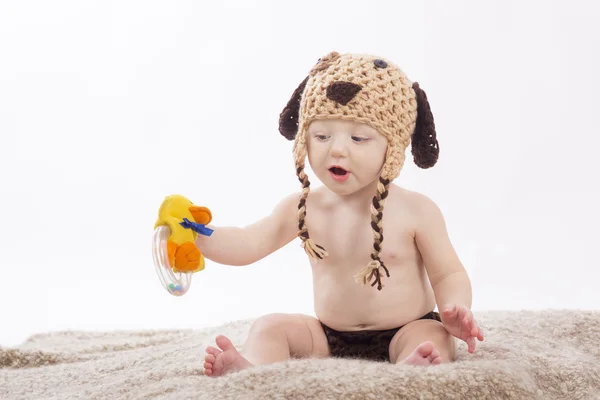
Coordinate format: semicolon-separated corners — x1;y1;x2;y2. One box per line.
278;51;439;290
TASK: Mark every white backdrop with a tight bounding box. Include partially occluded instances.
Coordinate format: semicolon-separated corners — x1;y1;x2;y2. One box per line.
1;0;598;347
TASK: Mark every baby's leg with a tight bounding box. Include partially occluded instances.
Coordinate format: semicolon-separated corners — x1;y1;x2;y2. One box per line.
204;313;329;377
242;313;330;363
389;319;456;366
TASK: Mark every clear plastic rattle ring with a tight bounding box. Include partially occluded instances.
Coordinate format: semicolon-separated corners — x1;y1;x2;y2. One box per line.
152;225;192;296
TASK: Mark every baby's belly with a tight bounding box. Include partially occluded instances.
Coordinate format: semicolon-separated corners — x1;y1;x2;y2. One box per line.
312;266;437;331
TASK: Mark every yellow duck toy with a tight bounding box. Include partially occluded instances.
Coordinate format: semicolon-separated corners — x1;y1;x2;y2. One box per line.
153;194;213;273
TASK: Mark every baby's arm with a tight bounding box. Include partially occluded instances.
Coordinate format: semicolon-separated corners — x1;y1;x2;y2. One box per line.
413;193;484;351
194;192;300;266
413;193;472;308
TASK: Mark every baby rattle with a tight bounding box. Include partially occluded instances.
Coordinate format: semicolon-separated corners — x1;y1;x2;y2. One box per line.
152;194;213;296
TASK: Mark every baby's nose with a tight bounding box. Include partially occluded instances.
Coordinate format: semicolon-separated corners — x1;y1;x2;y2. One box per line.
330;140;349;157
326;81;362;106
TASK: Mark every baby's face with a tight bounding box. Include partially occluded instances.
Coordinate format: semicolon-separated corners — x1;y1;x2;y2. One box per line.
306;119;387;196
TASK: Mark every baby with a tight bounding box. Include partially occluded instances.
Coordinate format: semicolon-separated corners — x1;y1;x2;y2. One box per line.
199;51;483;377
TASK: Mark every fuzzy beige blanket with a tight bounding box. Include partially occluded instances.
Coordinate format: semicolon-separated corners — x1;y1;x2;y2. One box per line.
1;309;599;400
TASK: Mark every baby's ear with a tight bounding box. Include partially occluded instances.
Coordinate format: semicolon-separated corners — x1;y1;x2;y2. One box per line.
278;76;308;140
411;82;440;168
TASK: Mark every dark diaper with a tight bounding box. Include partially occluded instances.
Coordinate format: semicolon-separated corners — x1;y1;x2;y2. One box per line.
320;311;441;362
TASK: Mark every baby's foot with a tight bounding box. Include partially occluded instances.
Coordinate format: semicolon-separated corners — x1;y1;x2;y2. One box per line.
204;335;253;377
401;341;442;366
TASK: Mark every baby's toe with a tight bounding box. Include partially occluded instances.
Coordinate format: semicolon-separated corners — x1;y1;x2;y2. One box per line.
205;346;221;356
205;353;215;363
417;341;435;357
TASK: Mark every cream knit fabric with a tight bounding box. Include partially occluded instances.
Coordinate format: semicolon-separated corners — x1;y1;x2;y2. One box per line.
294;51;417;183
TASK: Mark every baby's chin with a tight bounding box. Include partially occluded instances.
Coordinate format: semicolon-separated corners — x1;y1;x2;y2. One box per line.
321;180;368;197
326;186;356;196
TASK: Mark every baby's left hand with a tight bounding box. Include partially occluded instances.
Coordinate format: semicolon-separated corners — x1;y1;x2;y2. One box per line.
440;304;484;353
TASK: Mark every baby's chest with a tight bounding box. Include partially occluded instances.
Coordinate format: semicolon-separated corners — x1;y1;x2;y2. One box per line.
306;211;417;264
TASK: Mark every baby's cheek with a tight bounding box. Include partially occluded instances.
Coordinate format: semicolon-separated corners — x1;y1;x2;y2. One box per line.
364;154;386;173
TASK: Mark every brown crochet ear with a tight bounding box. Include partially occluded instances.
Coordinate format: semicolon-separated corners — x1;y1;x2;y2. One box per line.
278;76;308;141
411;82;439;168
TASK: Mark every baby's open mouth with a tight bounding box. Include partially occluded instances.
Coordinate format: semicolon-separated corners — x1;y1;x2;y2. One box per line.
329;167;348;176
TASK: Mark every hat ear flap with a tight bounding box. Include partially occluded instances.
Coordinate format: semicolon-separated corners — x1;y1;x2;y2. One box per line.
278;76;308;141
411;82;439;168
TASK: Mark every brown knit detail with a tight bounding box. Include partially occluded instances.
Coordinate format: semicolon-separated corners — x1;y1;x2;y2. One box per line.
354;177;391;290
278;76;308;141
309;51;341;76
411;82;439;168
295;161;328;260
326;81;362;106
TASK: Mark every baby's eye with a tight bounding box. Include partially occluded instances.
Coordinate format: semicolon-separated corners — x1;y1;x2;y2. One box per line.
351;136;369;143
315;134;329;141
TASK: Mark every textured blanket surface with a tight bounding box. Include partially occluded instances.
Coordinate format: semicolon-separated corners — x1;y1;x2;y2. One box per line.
1;309;599;400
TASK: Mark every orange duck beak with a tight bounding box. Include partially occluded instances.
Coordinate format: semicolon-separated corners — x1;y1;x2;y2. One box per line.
189;206;212;225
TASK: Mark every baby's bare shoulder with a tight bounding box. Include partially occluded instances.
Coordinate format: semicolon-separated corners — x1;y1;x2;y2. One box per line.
387;184;427;205
274;191;302;217
388;185;442;217
263;191;303;243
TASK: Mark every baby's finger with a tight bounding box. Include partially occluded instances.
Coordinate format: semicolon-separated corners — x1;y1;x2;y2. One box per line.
463;315;471;331
460;308;472;324
469;318;479;336
470;319;483;341
467;336;476;353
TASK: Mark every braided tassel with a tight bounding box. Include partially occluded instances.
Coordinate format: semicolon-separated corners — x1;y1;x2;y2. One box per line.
353;258;390;291
355;176;392;291
294;164;328;261
301;238;328;260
